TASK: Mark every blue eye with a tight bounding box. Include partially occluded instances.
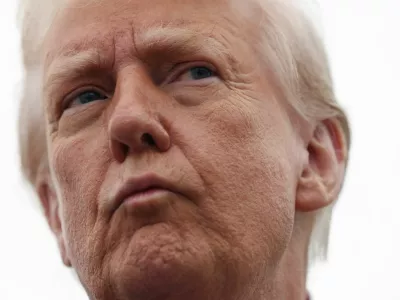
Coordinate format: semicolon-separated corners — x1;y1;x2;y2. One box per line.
77;91;107;104
189;67;214;80
69;90;108;108
175;66;216;82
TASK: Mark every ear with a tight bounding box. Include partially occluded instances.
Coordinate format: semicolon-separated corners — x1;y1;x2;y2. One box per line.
36;173;72;267
296;119;347;212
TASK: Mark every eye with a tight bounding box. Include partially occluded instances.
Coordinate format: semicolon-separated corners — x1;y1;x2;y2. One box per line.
66;89;108;109
174;66;216;82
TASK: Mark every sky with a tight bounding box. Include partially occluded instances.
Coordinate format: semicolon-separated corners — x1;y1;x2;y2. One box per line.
0;1;399;299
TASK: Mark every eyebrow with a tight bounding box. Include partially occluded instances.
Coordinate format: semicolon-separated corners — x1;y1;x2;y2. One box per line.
43;26;231;92
44;49;108;93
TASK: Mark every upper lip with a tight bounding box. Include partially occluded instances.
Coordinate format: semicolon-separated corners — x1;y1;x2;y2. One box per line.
113;173;178;209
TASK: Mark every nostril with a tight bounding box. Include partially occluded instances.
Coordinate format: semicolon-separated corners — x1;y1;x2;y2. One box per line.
141;133;156;147
121;144;129;157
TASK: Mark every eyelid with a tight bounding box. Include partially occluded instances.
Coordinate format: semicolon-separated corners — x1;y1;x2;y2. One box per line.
63;85;109;110
163;61;218;85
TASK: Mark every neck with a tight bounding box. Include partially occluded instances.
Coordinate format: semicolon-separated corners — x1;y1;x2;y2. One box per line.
273;240;309;299
251;212;312;300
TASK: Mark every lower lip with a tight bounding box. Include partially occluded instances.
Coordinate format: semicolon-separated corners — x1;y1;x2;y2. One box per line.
122;188;172;209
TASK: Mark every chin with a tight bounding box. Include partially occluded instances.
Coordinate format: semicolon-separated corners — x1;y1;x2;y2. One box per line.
108;222;218;300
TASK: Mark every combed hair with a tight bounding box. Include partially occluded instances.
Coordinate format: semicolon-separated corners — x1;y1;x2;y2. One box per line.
17;0;351;264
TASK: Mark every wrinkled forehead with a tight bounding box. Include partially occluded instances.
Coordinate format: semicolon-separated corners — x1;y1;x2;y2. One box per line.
43;0;262;63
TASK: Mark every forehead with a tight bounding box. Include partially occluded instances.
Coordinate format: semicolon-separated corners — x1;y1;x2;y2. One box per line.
44;0;260;62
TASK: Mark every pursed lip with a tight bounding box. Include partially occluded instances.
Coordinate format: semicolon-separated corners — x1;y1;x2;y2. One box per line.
113;173;180;210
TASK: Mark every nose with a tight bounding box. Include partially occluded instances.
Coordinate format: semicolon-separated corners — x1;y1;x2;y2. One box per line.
108;84;171;163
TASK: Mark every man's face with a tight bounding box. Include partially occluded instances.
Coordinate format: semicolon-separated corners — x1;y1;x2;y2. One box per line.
43;0;305;298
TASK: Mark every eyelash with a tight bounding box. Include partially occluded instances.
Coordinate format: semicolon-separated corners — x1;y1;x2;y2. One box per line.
164;62;218;84
62;86;108;110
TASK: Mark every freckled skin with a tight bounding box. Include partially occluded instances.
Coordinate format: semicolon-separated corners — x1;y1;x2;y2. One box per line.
43;0;308;299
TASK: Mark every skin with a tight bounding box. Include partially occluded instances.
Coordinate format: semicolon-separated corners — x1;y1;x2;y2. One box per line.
38;0;346;299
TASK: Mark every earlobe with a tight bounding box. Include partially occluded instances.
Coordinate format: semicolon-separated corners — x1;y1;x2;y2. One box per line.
296;119;347;212
36;174;72;267
296;166;329;212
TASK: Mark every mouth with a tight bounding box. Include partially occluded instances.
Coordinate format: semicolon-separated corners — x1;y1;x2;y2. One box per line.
114;173;179;211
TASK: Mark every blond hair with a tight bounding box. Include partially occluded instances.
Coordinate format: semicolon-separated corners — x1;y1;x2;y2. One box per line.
17;0;350;263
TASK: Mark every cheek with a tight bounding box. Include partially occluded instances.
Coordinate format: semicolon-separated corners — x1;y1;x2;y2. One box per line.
179;97;297;263
50;132;111;255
